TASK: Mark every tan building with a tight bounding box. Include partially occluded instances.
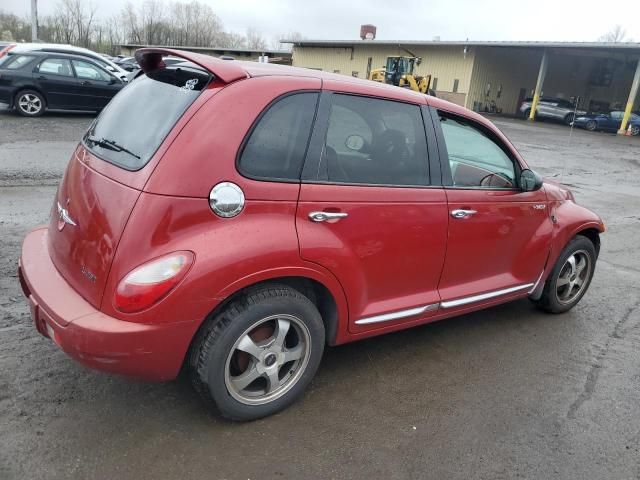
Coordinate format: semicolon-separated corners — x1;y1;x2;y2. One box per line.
284;39;640;116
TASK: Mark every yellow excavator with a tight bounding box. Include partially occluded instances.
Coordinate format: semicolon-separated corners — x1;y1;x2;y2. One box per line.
369;56;433;94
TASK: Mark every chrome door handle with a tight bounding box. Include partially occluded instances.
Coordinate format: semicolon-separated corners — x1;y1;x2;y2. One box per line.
308;211;348;222
450;209;477;219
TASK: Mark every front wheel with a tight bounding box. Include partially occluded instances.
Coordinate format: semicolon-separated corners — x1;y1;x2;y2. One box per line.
564;113;575;125
190;284;325;421
534;236;597;313
630;124;640;136
586;120;597;131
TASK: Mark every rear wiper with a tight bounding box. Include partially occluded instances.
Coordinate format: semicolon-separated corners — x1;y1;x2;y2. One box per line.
86;135;141;160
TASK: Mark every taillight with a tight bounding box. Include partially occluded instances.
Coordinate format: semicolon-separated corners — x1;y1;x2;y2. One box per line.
114;251;194;313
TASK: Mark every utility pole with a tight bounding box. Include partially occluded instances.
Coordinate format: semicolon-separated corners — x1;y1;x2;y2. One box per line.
31;0;38;42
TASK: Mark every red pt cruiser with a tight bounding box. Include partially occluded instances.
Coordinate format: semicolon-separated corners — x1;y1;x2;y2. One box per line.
19;49;604;420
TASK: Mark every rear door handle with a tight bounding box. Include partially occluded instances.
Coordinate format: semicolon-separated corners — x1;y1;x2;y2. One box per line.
309;211;348;222
450;209;477;219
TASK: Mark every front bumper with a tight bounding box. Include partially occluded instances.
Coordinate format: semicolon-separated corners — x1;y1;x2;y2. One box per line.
19;227;199;381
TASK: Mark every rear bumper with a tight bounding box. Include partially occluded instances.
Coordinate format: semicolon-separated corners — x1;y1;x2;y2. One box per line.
19;227;199;381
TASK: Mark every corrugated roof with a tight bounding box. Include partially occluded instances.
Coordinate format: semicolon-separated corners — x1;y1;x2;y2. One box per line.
116;44;291;56
280;39;640;50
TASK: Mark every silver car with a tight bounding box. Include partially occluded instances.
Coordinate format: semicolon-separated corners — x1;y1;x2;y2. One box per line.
520;97;587;125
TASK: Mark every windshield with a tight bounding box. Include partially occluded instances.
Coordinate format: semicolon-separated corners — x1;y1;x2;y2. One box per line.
83;66;211;170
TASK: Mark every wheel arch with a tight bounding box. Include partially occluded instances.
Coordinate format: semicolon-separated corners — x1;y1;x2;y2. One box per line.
201;266;349;348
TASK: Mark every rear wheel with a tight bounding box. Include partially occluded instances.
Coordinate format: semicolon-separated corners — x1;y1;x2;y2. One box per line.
15;90;45;117
564;113;575;125
586;120;597;131
190;284;325;421
523;108;531;119
534;236;596;313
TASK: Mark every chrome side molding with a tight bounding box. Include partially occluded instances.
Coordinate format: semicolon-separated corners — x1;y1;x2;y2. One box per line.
440;283;534;309
355;282;538;325
355;303;439;325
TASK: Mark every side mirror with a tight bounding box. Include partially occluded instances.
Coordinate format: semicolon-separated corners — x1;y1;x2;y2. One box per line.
108;76;119;85
106;65;116;72
520;169;543;192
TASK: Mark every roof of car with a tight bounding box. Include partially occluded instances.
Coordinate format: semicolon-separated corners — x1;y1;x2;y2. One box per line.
5;50;104;62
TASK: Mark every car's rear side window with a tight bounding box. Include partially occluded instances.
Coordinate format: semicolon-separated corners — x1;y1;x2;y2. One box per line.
83;66;211;171
238;93;319;181
2;54;36;69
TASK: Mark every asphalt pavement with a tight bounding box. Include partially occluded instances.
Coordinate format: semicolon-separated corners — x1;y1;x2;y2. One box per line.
1;106;639;480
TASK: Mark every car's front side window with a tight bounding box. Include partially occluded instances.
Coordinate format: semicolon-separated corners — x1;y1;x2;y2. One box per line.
38;58;74;77
439;114;516;189
72;60;111;81
318;94;429;186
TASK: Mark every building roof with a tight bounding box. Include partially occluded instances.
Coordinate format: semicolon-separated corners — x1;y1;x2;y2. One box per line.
281;39;640;51
116;43;291;56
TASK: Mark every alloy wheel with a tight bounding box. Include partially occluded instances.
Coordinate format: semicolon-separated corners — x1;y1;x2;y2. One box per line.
555;250;592;305
630;125;640;136
224;314;311;406
18;94;42;115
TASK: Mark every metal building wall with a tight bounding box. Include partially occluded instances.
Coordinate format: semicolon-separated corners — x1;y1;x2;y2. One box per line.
467;47;542;114
291;45;475;105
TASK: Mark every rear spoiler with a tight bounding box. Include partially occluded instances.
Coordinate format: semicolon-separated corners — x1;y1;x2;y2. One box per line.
134;47;249;84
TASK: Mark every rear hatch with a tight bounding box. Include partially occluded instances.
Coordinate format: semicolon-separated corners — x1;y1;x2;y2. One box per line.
47;61;214;309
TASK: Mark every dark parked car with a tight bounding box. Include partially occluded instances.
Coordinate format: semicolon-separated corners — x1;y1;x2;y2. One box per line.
519;97;586;125
113;56;139;72
573;110;640;135
0;50;125;116
19;48;604;421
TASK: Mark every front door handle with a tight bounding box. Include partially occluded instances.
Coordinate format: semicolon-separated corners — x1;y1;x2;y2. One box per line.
81;80;91;86
308;211;348;222
451;209;477;219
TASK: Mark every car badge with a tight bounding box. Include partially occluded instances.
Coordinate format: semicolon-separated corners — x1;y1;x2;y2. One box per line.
57;200;77;231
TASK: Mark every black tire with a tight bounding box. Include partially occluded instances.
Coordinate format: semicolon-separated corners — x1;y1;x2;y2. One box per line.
534;235;597;314
190;284;325;421
15;89;45;117
630;124;640;136
564;113;575;126
586;120;597;132
523;109;531;119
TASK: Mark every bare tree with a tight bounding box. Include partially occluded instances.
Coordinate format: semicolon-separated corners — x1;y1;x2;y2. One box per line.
271;31;303;51
246;27;267;50
598;25;632;43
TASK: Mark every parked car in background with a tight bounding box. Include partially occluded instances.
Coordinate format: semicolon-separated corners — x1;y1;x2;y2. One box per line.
519;97;586;125
19;48;604;421
572;110;640;136
113;56;139;72
0;43;129;82
0;50;125;116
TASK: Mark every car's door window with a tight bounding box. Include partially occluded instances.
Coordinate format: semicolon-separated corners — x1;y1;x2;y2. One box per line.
319;94;429;186
610;111;623;121
38;58;74;77
238;93;319;181
439;113;516;189
72;60;111;81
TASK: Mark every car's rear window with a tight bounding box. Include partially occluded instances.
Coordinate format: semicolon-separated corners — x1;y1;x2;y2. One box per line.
83;66;211;170
0;54;36;69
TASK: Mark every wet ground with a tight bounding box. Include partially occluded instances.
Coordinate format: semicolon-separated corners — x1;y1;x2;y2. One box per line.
1;107;639;480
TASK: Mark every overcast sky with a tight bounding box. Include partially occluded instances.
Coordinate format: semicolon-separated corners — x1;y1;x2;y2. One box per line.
3;0;639;43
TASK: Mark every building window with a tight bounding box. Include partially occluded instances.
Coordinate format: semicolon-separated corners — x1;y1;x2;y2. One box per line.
432;77;438;90
453;79;459;93
352;71;358;77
